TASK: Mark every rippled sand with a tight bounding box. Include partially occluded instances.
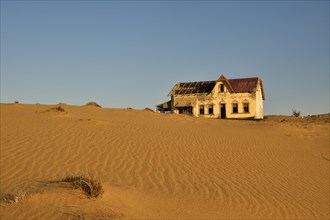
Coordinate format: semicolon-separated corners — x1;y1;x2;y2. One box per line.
0;103;329;219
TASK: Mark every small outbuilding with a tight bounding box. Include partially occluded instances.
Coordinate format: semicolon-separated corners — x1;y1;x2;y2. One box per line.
156;100;172;113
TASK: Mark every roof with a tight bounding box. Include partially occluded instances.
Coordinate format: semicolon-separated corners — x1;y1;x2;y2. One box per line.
228;77;259;93
168;81;216;96
218;75;265;100
169;74;265;100
156;100;171;109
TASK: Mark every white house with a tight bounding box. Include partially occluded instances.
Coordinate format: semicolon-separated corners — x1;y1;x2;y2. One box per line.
157;75;265;119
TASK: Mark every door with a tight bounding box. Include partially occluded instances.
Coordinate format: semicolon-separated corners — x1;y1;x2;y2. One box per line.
220;104;226;119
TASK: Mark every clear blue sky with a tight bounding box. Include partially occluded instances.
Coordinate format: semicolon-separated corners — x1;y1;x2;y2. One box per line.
1;1;329;115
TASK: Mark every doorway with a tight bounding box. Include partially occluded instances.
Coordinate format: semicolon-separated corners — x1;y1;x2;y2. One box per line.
220;104;226;119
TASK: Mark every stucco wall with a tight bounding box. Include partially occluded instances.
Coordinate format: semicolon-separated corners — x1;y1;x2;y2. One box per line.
255;81;264;119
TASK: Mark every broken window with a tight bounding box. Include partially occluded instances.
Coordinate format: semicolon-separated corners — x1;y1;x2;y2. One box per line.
243;102;249;113
232;103;238;113
208;105;213;115
199;105;204;115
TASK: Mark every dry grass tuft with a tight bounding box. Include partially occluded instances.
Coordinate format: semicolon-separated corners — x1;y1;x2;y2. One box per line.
62;175;104;198
85;102;102;108
0;191;29;204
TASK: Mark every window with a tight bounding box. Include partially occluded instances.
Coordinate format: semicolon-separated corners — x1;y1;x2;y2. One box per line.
219;84;224;92
243;103;249;113
232;103;238;113
199;105;204;115
208;105;213;115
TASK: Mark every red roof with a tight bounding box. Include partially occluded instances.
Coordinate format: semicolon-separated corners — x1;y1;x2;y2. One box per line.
228;77;259;93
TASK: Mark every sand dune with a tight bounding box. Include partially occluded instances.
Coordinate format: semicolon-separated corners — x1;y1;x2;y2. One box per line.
0;103;329;219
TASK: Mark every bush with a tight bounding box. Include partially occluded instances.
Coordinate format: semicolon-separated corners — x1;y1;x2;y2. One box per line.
292;109;301;117
62;175;104;198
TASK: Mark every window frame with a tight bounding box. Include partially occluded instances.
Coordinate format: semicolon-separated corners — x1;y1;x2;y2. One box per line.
243;102;249;113
199;105;204;115
219;84;225;92
232;102;238;114
208;104;214;115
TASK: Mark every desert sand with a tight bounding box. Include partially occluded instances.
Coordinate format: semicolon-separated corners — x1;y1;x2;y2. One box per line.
0;103;329;219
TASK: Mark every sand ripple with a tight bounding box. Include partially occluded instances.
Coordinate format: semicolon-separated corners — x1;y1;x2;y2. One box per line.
1;104;329;219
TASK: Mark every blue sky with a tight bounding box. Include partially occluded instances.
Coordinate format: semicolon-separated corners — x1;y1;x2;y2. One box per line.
1;1;329;115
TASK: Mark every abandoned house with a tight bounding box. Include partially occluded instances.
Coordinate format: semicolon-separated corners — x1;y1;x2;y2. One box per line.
156;75;265;119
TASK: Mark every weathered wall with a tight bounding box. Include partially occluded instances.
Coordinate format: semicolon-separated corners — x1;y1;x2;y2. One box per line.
255;81;264;119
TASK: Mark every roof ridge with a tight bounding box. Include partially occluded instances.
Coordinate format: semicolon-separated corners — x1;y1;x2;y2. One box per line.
176;80;216;84
228;76;259;80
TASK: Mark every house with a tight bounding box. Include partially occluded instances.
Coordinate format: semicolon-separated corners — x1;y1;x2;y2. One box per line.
156;75;265;119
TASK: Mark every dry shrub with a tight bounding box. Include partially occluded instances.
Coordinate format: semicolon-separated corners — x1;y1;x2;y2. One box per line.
46;106;67;114
62;175;104;198
292;109;301;117
0;191;29;204
85;102;102;108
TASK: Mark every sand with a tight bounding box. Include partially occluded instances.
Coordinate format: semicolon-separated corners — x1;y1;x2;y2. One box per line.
0;103;329;219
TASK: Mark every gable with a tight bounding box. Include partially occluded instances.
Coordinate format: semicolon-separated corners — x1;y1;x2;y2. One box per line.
218;75;265;100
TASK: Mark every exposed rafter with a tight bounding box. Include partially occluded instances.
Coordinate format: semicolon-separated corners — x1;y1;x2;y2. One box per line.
168;81;216;97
